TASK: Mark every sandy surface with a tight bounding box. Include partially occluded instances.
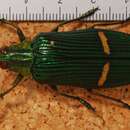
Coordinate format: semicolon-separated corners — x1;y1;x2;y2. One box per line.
0;21;130;130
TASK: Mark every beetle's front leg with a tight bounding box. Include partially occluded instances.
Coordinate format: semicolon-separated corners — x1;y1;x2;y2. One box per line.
0;19;26;42
0;73;23;98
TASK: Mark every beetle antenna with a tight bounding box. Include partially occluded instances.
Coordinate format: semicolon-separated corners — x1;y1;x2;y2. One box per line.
0;19;26;42
52;7;99;32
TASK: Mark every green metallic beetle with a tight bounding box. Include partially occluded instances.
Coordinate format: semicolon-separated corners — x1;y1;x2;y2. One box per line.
0;7;130;112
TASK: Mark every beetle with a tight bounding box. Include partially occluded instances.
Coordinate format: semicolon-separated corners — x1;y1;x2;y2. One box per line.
0;7;130;112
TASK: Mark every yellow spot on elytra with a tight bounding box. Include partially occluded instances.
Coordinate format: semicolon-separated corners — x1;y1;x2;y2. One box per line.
98;32;110;55
98;62;110;87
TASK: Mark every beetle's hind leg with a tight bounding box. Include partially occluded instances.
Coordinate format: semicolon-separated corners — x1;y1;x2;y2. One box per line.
0;19;26;42
89;89;130;110
90;17;130;30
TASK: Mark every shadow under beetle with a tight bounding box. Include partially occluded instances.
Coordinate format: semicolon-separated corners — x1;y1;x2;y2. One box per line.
0;7;130;112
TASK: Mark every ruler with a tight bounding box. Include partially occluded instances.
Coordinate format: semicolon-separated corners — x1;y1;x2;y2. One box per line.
0;0;130;21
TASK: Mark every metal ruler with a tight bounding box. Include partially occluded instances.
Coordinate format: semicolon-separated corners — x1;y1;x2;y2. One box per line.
0;0;130;21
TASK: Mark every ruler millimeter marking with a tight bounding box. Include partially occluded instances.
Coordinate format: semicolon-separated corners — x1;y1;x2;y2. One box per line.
0;0;130;21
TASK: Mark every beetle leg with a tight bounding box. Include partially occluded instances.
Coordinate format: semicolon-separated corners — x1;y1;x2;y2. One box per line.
89;89;130;110
50;85;95;111
90;18;130;30
0;19;26;42
52;7;99;32
60;92;96;112
0;73;23;98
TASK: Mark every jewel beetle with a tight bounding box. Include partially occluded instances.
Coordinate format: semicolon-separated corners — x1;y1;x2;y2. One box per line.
0;7;130;112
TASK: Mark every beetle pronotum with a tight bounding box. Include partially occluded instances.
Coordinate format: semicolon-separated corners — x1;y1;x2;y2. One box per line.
0;7;130;112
